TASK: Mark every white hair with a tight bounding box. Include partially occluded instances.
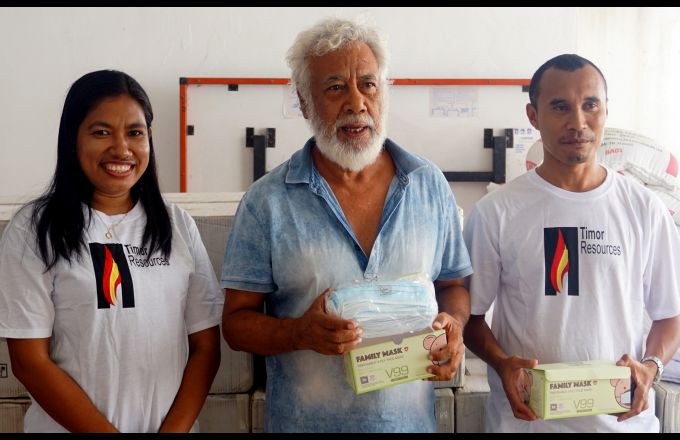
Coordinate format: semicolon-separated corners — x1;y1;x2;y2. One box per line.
286;17;390;108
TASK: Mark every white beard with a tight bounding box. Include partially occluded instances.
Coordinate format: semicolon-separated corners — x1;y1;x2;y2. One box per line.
307;103;388;172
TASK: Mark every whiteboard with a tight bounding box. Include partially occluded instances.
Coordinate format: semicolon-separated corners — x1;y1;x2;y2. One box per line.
184;82;536;194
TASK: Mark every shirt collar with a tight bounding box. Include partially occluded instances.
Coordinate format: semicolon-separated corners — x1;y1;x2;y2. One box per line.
285;137;427;185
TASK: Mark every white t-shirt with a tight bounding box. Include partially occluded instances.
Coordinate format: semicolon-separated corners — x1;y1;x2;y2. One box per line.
0;201;223;432
464;167;680;433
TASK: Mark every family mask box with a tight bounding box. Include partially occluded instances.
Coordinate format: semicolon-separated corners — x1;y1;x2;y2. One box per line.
526;360;632;420
343;328;447;394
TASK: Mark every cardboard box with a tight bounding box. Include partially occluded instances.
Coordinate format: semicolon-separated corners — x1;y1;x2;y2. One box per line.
527;360;631;420
198;394;251;433
344;328;446;394
654;380;680;433
454;358;489;433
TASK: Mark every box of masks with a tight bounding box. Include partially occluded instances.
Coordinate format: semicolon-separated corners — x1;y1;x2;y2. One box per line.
326;274;453;394
342;327;447;394
526;360;632;420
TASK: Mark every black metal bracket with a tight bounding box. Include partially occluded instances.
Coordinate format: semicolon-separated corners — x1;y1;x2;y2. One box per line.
246;127;276;182
443;128;513;184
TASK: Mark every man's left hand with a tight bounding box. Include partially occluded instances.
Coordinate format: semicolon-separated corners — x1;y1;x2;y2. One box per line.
425;312;465;381
615;354;657;422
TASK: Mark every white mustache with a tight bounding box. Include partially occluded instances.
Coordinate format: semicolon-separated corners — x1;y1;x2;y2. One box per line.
334;115;376;131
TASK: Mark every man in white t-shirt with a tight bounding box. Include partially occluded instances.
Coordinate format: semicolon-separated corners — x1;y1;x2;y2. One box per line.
462;54;680;432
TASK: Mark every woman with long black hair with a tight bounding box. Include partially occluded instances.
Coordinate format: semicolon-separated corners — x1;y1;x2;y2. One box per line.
0;70;222;432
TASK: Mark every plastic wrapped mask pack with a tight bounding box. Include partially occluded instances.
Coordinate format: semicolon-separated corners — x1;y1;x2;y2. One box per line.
325;278;438;339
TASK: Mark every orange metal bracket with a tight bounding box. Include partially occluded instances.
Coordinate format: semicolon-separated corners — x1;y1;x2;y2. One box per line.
178;77;530;192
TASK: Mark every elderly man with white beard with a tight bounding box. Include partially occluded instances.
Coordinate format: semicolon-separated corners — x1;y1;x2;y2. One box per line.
220;18;472;433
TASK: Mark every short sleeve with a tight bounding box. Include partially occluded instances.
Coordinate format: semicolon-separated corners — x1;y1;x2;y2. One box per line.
182;212;224;335
642;200;680;320
220;193;274;293
0;207;55;339
436;182;473;281
463;204;500;316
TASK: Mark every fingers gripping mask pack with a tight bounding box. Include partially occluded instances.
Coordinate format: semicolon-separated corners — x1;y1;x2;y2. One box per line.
325;274;446;394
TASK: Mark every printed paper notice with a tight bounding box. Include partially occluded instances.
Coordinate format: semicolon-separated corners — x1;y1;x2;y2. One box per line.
430;87;478;118
283;84;303;119
506;127;541;182
512;127;540;155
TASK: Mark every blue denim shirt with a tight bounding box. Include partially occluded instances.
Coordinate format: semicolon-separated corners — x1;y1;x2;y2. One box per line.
221;138;472;432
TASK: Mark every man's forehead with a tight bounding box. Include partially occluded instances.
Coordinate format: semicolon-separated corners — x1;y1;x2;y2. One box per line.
538;65;606;101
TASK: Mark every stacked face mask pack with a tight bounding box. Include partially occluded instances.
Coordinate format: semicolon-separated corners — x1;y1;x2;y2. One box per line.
325;278;439;339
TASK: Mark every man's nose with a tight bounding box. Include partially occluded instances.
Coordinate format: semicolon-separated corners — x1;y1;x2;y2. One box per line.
343;84;367;114
566;108;587;130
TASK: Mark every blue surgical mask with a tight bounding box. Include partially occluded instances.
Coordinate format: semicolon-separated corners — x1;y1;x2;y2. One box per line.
325;278;438;338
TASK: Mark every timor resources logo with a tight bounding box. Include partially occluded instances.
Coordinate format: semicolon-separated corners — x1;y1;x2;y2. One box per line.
89;243;135;309
544;227;579;296
544;226;624;296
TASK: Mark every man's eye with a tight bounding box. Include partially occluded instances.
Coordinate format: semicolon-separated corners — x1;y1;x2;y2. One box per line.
553;105;568;112
327;85;342;92
93;130;110;136
129;130;144;136
584;102;599;110
363;82;377;89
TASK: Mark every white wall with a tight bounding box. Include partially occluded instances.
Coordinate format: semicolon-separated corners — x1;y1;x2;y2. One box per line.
9;7;677;216
577;7;680;157
0;7;580;216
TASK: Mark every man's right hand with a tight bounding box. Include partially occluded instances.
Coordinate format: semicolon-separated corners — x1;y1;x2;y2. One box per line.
291;290;363;355
496;355;539;421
